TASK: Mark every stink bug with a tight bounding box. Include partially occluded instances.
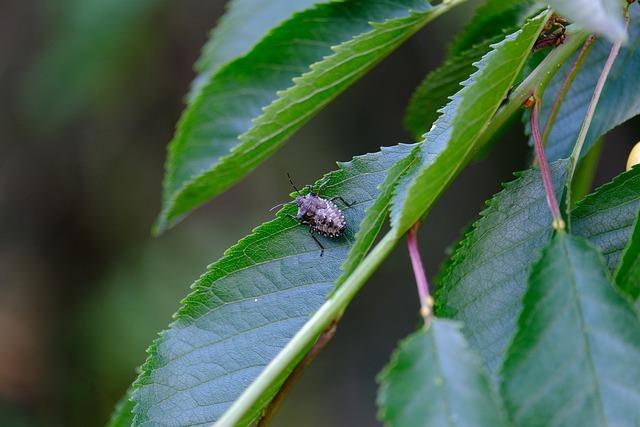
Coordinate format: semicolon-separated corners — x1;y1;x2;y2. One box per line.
271;173;353;256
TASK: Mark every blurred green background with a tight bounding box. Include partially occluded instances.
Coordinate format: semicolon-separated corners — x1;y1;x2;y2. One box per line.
1;1;638;426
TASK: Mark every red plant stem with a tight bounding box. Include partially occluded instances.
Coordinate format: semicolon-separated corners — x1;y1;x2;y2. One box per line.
530;97;565;230
407;223;433;325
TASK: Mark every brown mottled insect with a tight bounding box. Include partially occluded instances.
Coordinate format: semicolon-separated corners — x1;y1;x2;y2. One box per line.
271;173;353;256
533;14;569;51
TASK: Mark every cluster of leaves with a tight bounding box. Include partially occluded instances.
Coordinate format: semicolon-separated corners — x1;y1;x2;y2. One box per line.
108;0;640;425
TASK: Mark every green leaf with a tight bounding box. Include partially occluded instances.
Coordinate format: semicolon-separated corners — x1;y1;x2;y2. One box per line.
157;0;459;233
188;0;329;100
437;159;571;376
615;213;640;300
537;6;640;161
130;145;412;426
336;144;417;287
405;0;538;139
404;34;501;139
377;319;509;427
546;0;627;43
574;164;640;300
501;232;640;427
572;164;640;271
390;13;549;235
438;163;640;377
448;0;536;56
106;389;134;427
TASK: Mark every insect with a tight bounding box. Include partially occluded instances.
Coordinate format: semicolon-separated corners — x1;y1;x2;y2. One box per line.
533;14;569;51
271;173;353;256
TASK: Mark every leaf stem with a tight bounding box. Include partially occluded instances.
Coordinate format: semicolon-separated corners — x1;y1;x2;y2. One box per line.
569;18;628;180
474;25;589;151
256;320;339;427
564;13;628;215
406;223;433;325
530;96;565;230
541;35;597;146
215;231;400;426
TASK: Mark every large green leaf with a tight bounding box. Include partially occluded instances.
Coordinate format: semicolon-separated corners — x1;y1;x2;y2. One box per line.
377;319;508;427
404;0;538;138
129;145;412;426
336;144;417;287
107;389;134;427
403;34;502;139
537;6;640;161
615;213;640;300
448;0;536;56
501;232;640;427
188;0;328;100
437;159;571;376
390;12;549;235
438;164;640;377
546;0;626;42
157;0;460;233
575;164;640;301
572;164;640;271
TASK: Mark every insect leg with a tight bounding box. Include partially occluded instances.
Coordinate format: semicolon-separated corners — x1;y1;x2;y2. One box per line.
285;213;304;224
284;208;323;256
287;213;314;228
309;230;325;257
329;196;355;207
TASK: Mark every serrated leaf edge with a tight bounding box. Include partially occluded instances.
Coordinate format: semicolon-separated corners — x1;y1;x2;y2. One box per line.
389;12;550;235
156;1;441;232
131;144;415;421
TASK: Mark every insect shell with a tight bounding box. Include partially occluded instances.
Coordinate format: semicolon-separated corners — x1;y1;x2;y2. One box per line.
294;192;346;238
274;173;353;256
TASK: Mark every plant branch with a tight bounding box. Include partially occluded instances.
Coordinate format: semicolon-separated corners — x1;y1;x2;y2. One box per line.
215;231;400;426
406;223;433;326
530;96;565;230
541;35;597;146
256;320;339;427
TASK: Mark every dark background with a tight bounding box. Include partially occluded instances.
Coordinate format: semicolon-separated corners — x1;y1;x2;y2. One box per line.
1;1;637;426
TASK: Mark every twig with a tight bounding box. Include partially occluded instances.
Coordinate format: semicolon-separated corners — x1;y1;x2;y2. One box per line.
406;223;433;326
541;35;597;146
570;17;629;178
563;12;629;216
256;320;339;426
530;96;566;230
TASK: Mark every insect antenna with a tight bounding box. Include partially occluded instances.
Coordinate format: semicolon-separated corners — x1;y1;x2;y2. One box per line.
287;172;301;195
269;201;289;212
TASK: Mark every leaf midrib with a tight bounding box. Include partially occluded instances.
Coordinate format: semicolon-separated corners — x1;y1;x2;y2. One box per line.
561;235;607;427
235;18;423;149
430;326;457;427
